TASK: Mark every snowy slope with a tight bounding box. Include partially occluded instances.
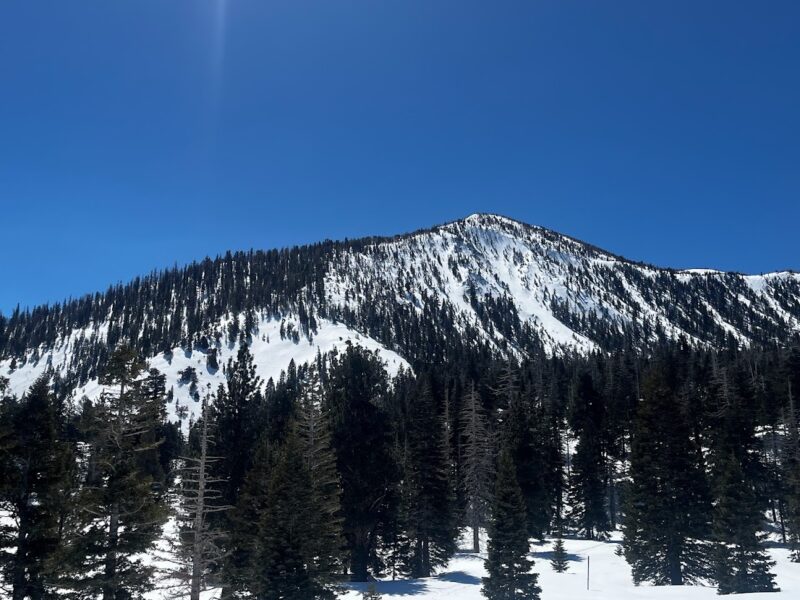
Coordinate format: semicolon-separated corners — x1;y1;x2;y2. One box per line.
326;213;800;354
1;314;409;425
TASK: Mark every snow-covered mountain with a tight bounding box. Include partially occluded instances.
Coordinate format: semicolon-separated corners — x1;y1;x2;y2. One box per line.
325;213;800;354
2;213;799;405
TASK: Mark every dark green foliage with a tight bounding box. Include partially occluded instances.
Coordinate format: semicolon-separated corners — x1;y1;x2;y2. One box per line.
482;450;540;600
709;368;777;595
622;365;712;585
62;346;168;600
295;368;345;577
400;377;458;577
0;377;75;600
459;382;494;553
550;538;568;573
250;430;341;600
782;352;800;561
568;373;608;540
209;341;264;512
326;345;399;581
224;438;275;597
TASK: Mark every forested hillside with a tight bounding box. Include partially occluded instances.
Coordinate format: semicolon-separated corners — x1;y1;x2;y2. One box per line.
1;215;800;599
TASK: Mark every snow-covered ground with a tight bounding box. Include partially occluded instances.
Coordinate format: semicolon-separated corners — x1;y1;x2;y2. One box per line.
1;315;410;428
340;535;800;600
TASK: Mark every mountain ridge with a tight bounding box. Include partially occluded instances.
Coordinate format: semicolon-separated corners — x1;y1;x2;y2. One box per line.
2;213;799;402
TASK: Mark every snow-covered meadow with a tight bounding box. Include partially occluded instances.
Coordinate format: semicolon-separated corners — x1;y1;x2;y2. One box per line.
338;535;800;600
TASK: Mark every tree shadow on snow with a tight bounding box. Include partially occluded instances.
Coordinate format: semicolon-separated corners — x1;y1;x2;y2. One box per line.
531;548;584;563
437;570;481;585
347;579;428;597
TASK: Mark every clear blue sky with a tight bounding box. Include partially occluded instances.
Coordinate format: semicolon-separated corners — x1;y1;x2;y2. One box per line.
2;1;799;314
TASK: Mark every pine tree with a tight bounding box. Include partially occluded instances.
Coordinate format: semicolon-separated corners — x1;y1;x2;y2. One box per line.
63;346;168;600
621;366;712;585
500;378;551;540
550;537;568;573
782;374;800;561
223;437;274;598
459;381;494;553
165;393;231;600
709;367;777;595
0;376;75;600
252;428;341;600
481;450;540;600
401;378;458;577
567;373;608;540
326;345;398;581
209;339;264;550
295;368;345;577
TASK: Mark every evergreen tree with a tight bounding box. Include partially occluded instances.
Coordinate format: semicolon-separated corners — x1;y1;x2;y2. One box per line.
223;437;274;598
709;368;777;595
63;346;168;600
567;373;608;540
0;377;75;600
166;393;231;600
295;368;345;577
481;450;540;600
621;366;712;585
401;378;458;577
326;345;398;581
459;382;494;553
209;341;263;512
550;538;568;573
500;378;551;540
251;429;340;600
782;366;800;561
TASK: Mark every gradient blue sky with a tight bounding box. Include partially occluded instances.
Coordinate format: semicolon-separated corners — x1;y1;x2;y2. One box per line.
2;1;799;313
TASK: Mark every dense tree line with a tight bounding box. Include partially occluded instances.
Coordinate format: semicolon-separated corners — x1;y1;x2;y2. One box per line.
1;337;800;598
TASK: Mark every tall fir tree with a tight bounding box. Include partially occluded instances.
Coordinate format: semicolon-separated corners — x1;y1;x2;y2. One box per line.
167;393;231;600
499;372;552;539
0;377;75;600
482;450;540;600
295;367;345;577
210;340;264;512
567;373;609;540
782;360;800;561
63;346;168;600
708;367;777;595
621;366;712;585
326;345;399;581
459;381;494;553
401;378;458;577
251;428;341;600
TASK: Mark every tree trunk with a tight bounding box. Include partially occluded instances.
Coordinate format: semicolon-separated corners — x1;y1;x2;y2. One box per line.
472;523;480;553
667;548;683;586
11;515;28;600
350;543;369;581
103;503;120;600
191;406;210;600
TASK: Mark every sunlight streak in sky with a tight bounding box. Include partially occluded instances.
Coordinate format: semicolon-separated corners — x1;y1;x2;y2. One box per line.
209;0;228;109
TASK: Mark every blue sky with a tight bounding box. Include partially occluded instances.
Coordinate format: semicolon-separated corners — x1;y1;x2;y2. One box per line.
1;1;799;313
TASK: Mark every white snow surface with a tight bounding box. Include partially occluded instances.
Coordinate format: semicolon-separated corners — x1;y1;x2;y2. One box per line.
338;535;799;600
148;532;799;600
0;315;409;427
